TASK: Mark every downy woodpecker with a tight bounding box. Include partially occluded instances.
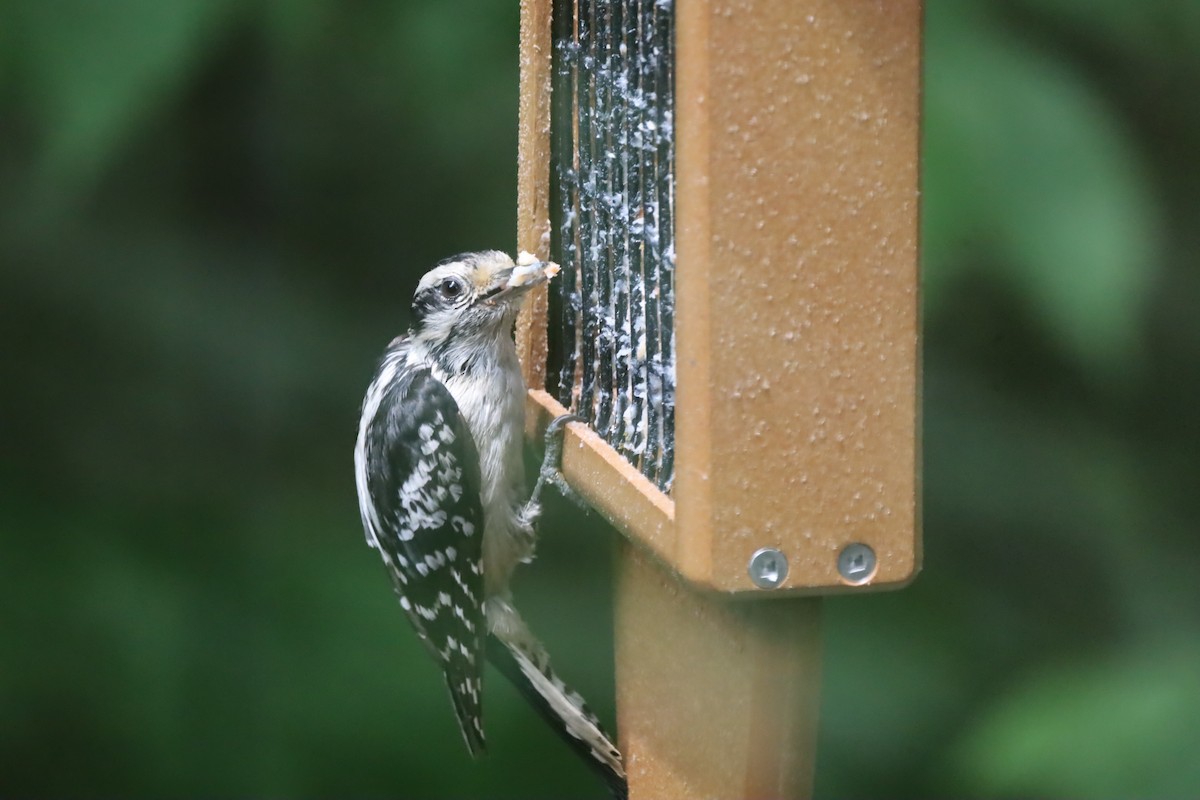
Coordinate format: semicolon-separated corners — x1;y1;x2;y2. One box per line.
354;251;626;798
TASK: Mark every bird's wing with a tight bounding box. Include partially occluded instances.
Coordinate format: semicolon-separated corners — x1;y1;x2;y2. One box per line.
357;345;487;754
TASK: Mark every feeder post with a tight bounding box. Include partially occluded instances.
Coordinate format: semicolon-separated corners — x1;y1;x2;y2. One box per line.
614;543;823;798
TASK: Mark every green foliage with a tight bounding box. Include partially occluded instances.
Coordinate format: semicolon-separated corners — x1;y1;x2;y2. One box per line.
923;1;1158;373
1;0;1198;797
951;643;1200;797
11;0;242;194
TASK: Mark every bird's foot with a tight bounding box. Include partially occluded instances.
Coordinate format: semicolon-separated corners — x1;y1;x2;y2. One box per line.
527;413;590;512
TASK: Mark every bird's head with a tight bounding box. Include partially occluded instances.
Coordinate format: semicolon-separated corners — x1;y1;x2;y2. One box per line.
410;250;557;346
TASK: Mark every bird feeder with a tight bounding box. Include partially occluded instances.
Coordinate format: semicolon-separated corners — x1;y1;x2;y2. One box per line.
516;0;922;795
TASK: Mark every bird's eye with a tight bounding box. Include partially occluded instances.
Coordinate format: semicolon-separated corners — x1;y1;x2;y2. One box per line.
440;278;464;299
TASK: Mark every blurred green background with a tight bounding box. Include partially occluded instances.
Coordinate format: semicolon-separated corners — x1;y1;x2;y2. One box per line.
2;0;1198;797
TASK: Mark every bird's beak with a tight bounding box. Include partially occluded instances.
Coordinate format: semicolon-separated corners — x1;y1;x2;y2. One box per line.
483;267;519;301
480;260;558;305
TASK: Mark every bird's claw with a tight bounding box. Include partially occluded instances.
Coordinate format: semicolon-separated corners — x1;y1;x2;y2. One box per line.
528;413;589;512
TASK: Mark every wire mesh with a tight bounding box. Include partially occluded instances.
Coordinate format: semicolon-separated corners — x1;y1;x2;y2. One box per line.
548;0;676;493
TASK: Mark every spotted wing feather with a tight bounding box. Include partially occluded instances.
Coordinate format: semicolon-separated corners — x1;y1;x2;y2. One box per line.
358;344;487;754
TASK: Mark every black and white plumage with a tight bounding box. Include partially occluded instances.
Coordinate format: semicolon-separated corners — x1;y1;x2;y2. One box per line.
354;251;627;798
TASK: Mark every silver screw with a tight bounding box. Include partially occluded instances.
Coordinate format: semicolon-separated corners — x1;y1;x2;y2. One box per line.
748;547;789;589
837;543;877;585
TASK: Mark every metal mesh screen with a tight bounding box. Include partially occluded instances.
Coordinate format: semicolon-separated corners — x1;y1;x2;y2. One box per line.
548;0;676;493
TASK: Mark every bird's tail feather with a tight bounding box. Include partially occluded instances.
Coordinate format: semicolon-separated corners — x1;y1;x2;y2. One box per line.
444;670;487;758
486;634;628;800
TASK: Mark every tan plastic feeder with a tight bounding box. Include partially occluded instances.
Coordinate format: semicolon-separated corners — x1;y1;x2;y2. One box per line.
516;1;922;796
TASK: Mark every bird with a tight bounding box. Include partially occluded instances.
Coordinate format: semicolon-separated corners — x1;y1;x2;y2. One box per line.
353;250;627;798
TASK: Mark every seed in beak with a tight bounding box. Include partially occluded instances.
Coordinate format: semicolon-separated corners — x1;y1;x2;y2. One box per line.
507;252;561;289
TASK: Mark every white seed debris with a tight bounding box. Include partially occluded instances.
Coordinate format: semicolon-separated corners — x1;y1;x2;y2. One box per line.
509;252;561;288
